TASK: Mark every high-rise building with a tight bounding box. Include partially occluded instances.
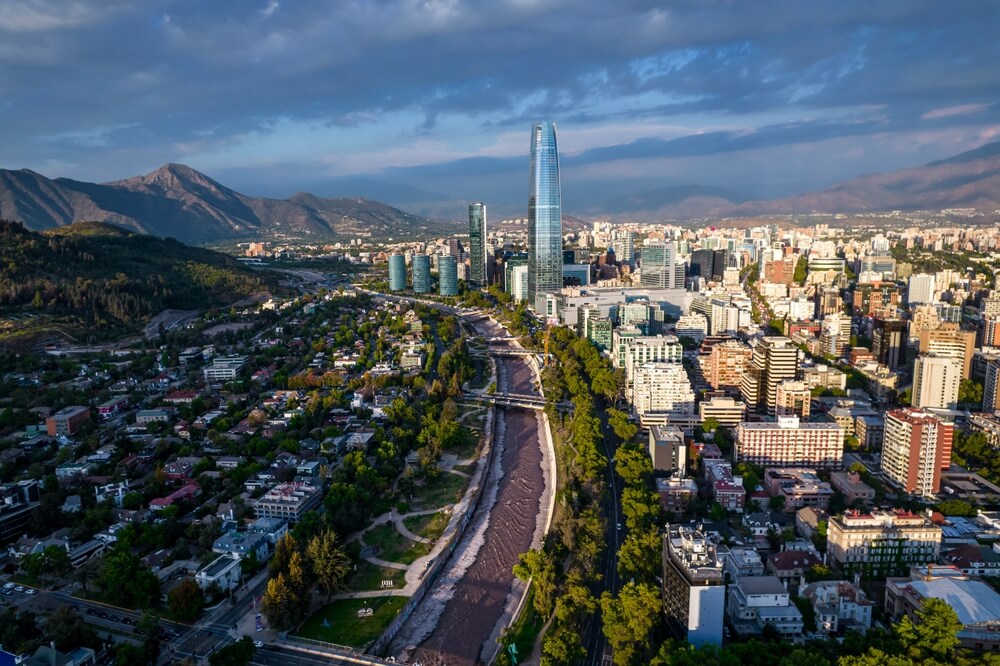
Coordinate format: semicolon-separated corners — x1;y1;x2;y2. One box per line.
736;416;844;470
503;253;528;294
985;360;1000;414
818;287;843;317
527;121;563;309
775;380;811;419
918;323;976;378
872;318;907;370
438;255;458;296
412;255;431;293
577;304;601;336
820;313;851;358
641;241;685;288
662;524;725;647
907;273;936;305
881;408;953;497
613;229;635;268
510;264;529;302
467;202;487;288
690;249;714;280
740;337;799;415
912;355;962;410
631;363;696;425
649;425;687;475
712;249;729;281
707;340;752;391
388;254;407;291
586;317;613;352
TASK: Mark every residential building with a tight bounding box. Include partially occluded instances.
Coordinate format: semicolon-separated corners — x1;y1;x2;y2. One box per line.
727;575;803;639
213;530;269;561
656;476;698;516
97;396;129;420
872;318;907;370
802;364;847;392
767;550;822;594
719;546;765;583
0;480;40;546
698;396;746;429
775;380;811;419
203;356;247;382
527;121;563;309
912;354;962;410
827;510;942;578
740;337;799;416
675;313;709;342
135;409;170;425
908;273;936;305
855;415;884;450
467;202;487;288
919;324;976;378
631;363;696;426
885;566;1000;651
881;408;953;498
704;460;746;512
968;413;1000;448
662;523;725;647
195;554;242;591
622;334;684;383
707;340;752;391
46;406;90;437
830;470;876;507
852;282;901;316
983;359;1000;413
764;468;833;511
649;425;687;475
736;417;844;470
388;253;406;291
819;313;851;358
412;254;431;293
253;481;323;523
800;581;874;635
438;255;458;296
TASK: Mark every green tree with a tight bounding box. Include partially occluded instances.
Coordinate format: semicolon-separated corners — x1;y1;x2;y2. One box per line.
617;528;662;582
209;636;257;666
260;573;297;630
98;544;160;608
958;378;983;408
168;578;205;622
615;446;653;487
896;597;961;663
270;532;298;577
306;529;351;599
793;255;808;284
600;582;662;666
513;549;557;618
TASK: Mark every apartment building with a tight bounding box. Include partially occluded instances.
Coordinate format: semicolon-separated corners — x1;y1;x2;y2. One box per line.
662;524;725;647
737;416;844;470
827;510;942;578
880;408;953;498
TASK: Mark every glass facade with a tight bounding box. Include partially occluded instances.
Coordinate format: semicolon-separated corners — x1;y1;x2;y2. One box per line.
412;254;431;293
438;255;458;296
468;202;487;288
528;121;562;308
388;254;406;291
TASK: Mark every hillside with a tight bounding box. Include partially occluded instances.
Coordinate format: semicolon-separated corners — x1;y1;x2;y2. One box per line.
0;220;271;339
0;164;451;243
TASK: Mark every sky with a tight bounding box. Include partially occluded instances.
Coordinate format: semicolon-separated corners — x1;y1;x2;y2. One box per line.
1;0;998;212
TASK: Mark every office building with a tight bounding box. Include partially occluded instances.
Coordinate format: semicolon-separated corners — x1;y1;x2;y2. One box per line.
254;481;323;523
586;317;613;352
818;287;843;316
919;324;976;378
662;524;725;647
912;355;962;410
907;273;936;305
412;254;431;293
438;255;458;296
690;249;714;280
641;241;685;288
527;121;563;309
881;408;953;498
509;264;529;302
740;337;799;416
46;405;91;437
388;253;406;291
649;425;687;475
736;416;844;470
613;229;635;268
827;510;942;578
775;380;811;419
872;318;907;370
707;340;752;391
203;355;247;383
467;202;487;288
698;396;746;429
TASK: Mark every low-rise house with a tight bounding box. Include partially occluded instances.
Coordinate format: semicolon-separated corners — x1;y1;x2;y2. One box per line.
195;555;242;591
795;507;829;539
704;460;746;513
767;550;821;594
764;468;834;511
61;495;82;514
249;517;289;545
830;470;875;507
727;575;804;640
135;409;171;425
656;476;697;516
149;483;200;511
800;580;873;635
213;531;269;561
942;544;1000;578
718;545;765;583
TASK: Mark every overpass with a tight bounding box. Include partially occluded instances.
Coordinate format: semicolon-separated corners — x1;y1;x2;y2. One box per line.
463;391;572;412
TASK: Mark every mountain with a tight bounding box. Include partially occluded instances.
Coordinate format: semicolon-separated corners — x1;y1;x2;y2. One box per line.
586;185;746;220
0;219;272;341
0;164;451;242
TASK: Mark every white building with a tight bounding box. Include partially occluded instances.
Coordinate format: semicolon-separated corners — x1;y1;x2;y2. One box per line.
908;273;937;305
727;575;803;639
736;416;844;470
675;313;709;342
662;524;725;647
203;356;248;382
631;363;696;426
195;554;242;591
912;354;962;410
800;580;874;635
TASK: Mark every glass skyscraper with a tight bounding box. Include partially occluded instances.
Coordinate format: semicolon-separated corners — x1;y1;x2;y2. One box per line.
527;121;562;309
412;254;431;293
438;255;458;296
388;254;406;291
468;202;487;288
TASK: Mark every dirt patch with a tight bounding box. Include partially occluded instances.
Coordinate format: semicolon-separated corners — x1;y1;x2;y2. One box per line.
407;403;543;666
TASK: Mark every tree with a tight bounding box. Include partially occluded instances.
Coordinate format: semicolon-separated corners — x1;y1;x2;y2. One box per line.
306;529;351;598
168;578;205;622
617;528;662;582
896;598;961;664
615;446;653;487
793;255;808;284
513;549;557;618
621;486;660;532
209;636;257;666
287;550;312;606
47;606;98;652
260;573;297;630
701;417;720;434
270;532;298;577
935;499;976;517
98;544;160;608
958;378;983;408
600;582;662;666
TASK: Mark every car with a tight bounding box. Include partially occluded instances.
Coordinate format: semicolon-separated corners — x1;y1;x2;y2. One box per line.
617;523;622;531
70;605;80;611
109;615;120;622
253;641;264;649
25;589;36;596
99;611;109;619
2;583;14;590
121;618;133;626
1;590;11;596
86;608;97;616
14;586;24;593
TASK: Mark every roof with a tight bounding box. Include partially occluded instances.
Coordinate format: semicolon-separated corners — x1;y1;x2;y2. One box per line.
769;550;821;571
737;575;789;596
902;578;1000;626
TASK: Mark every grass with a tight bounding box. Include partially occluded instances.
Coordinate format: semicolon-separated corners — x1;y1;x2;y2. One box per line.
502;588;543;663
295;596;407;648
403;512;449;542
345;561;406;592
364;524;432;565
410;470;469;509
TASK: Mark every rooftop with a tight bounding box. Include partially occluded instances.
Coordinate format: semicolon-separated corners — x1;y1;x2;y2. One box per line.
737;575;789;596
898;577;1000;626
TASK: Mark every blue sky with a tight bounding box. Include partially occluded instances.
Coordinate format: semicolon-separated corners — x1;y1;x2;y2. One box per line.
1;0;998;210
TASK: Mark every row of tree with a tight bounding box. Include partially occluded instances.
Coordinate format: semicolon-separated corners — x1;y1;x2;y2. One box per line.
260;530;350;630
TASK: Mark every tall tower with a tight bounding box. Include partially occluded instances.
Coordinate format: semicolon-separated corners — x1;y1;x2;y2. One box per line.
527;121;563;310
388;254;406;291
468;203;487;288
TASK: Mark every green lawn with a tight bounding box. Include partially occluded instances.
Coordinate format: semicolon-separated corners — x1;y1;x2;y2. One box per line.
403;512;449;542
364;524;432;565
295;596;407;647
345;561;406;592
411;471;469;509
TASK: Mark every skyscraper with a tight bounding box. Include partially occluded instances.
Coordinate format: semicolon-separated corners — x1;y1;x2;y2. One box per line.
872;318;907;369
438;256;458;296
412;255;431;294
881;408;952;497
527;121;562;310
468;203;487;288
912;355;962;410
640;241;685;288
388;254;406;291
740;336;799;416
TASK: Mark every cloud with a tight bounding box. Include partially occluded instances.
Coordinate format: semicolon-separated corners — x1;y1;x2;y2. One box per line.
921;103;992;120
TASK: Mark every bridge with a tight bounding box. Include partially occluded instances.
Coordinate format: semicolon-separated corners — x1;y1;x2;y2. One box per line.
463;391;571;412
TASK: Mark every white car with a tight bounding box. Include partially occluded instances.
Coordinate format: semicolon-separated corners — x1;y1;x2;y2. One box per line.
25;588;36;595
253;641;264;649
14;586;24;593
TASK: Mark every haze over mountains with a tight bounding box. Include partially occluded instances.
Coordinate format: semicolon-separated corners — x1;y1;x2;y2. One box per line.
0;141;998;243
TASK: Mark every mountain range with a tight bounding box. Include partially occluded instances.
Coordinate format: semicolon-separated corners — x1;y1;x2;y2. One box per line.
0;141;998;242
0;163;448;242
